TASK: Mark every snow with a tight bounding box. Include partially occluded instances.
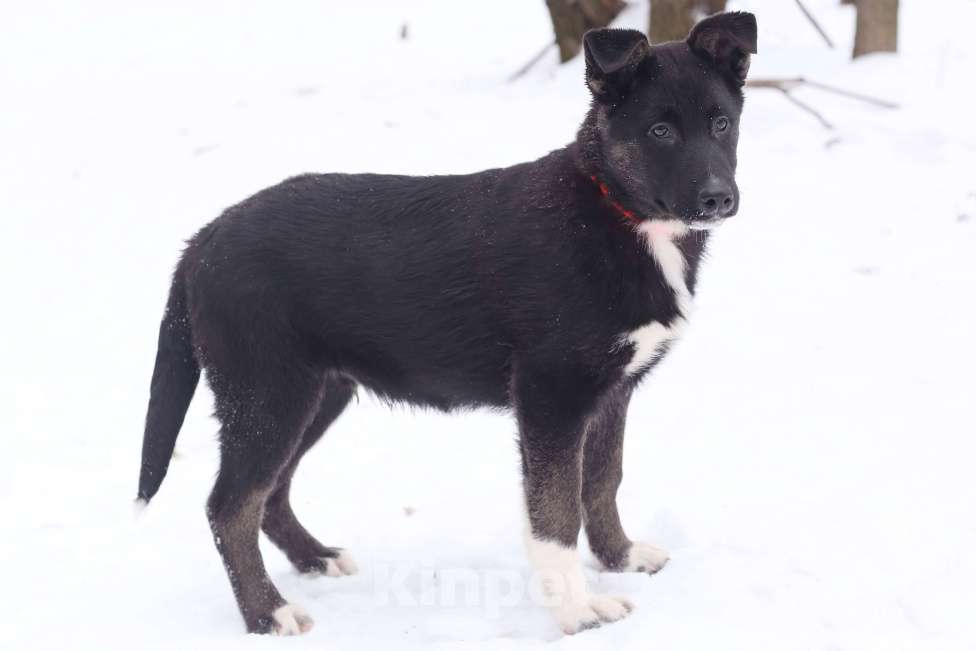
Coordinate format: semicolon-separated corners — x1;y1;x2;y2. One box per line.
2;0;975;649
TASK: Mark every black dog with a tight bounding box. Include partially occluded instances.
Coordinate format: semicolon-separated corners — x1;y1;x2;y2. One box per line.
137;12;756;636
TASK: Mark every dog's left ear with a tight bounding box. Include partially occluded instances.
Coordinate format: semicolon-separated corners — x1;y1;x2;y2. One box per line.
687;11;757;86
583;28;650;103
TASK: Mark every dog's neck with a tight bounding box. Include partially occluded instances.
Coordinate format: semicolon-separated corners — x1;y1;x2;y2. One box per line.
574;110;615;190
589;174;641;224
569;138;698;242
573;108;648;210
563;136;710;298
585;174;695;242
572;112;678;231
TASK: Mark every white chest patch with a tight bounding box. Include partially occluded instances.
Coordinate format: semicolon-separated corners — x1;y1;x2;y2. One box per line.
621;221;693;376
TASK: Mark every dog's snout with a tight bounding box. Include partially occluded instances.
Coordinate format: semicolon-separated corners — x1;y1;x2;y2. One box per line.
698;180;735;218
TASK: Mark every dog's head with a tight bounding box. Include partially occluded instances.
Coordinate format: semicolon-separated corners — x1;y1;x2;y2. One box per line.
581;12;757;229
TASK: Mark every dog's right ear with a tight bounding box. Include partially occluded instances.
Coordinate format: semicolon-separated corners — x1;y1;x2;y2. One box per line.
583;28;650;104
687;12;757;86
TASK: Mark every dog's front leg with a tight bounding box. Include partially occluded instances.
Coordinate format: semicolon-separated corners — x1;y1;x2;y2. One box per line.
514;366;633;634
582;385;670;575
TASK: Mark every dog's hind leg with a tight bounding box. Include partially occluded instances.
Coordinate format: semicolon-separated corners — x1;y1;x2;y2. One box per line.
514;363;633;635
262;375;358;577
205;361;324;635
582;385;669;575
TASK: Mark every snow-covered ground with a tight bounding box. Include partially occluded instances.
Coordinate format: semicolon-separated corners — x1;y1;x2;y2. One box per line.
2;1;975;649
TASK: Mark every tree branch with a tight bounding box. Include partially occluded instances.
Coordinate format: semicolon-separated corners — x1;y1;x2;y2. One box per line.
802;78;900;109
507;41;557;82
794;0;835;49
776;87;834;130
746;77;898;129
748;77;898;109
747;76;898;130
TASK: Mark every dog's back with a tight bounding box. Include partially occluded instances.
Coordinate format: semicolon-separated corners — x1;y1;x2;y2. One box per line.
176;149;673;411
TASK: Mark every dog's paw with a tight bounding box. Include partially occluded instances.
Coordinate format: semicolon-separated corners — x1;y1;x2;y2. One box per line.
552;594;634;635
302;549;359;577
271;603;314;636
624;541;670;575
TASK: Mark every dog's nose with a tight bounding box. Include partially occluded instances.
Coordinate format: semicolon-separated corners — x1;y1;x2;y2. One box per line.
698;181;735;218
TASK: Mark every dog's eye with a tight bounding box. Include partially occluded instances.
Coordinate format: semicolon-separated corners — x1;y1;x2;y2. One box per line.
714;116;730;133
649;124;671;139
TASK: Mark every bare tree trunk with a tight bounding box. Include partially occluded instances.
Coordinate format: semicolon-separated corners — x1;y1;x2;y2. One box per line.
579;0;626;26
546;0;626;63
650;0;696;44
701;0;727;15
852;0;898;58
547;0;586;62
649;0;727;45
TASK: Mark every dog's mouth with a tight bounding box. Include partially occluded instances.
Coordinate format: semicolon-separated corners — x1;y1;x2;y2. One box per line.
686;216;730;231
647;199;733;230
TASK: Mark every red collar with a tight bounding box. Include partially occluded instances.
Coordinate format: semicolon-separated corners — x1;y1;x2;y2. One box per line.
590;175;642;224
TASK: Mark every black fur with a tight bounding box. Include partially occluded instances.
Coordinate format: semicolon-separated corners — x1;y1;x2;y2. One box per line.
138;12;756;634
137;264;199;502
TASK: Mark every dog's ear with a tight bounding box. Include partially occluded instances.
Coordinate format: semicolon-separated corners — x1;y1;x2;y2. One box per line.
687;11;757;86
583;28;650;103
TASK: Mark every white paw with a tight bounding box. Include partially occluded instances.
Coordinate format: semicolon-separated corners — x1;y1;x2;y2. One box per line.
625;541;670;574
524;535;634;635
271;603;314;636
319;549;358;577
552;594;634;635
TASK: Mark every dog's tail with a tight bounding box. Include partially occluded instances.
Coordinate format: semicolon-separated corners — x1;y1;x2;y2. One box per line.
136;263;200;506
